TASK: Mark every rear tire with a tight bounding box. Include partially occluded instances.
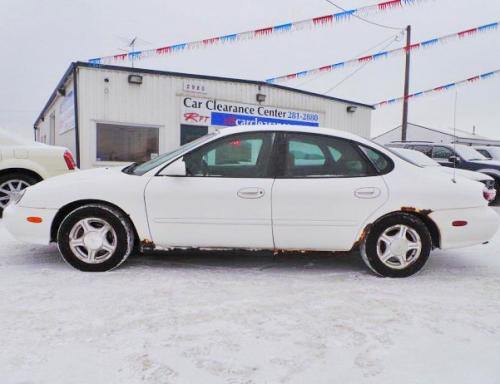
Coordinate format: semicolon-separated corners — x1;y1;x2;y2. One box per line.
0;173;39;217
361;213;432;278
57;204;135;271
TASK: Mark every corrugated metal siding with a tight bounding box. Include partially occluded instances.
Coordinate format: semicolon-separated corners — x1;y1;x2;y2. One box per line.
75;66;371;168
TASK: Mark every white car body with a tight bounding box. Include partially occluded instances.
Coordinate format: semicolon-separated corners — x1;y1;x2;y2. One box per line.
3;125;499;275
0;129;75;180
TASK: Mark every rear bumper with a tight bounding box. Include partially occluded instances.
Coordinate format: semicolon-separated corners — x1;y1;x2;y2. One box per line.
3;204;57;245
430;206;499;250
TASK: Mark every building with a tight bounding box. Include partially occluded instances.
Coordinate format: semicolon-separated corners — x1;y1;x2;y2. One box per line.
34;62;374;169
373;123;500;147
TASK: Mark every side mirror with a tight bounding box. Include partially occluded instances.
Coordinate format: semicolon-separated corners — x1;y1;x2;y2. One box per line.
448;155;461;164
161;158;186;177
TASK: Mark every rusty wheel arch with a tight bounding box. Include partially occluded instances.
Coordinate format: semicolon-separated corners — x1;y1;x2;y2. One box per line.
354;209;441;251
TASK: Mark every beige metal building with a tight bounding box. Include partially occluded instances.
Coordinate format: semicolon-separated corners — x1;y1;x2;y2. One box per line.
35;62;374;169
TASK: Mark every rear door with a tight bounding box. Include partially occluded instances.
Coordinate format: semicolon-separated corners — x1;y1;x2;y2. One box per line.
271;132;389;251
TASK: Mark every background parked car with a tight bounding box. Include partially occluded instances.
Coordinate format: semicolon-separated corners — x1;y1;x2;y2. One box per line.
390;147;497;202
0;129;77;216
387;141;500;202
474;146;500;161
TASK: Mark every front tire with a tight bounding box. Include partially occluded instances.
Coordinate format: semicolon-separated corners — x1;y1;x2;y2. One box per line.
361;213;432;278
57;204;135;271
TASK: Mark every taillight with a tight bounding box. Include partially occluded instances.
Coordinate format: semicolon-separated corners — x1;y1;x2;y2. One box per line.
63;150;76;170
483;187;496;202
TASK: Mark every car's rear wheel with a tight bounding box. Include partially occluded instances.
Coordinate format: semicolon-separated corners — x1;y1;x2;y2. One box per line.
0;173;38;217
361;213;432;278
57;204;134;271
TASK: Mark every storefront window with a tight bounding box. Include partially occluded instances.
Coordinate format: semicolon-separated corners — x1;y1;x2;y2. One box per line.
96;123;159;163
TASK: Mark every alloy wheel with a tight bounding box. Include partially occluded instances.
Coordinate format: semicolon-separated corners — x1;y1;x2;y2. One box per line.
376;224;422;270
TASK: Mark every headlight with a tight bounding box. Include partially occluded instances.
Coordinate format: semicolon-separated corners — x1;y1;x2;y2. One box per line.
9;189;26;205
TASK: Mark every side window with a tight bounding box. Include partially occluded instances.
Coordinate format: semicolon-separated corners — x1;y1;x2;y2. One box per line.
183;132;273;178
432;146;454;160
477;149;492;159
284;133;375;178
409;145;432;157
359;146;394;174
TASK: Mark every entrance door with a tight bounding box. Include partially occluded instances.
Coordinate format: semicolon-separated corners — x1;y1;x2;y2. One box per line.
271;132;389;251
180;124;208;145
145;131;276;249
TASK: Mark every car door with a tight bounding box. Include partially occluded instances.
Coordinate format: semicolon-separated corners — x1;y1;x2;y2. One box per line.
271;132;389;251
145;131;276;249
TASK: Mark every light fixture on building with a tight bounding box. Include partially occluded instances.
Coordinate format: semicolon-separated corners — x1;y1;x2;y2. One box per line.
346;105;357;113
256;93;266;103
57;87;66;96
128;74;143;84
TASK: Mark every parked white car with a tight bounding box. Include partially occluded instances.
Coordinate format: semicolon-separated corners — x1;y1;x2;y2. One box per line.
4;125;499;277
0;129;77;215
390;147;497;202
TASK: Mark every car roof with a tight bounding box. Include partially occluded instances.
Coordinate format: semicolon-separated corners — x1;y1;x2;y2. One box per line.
215;125;371;144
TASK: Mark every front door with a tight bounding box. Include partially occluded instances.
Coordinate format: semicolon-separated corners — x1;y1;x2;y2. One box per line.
271;132;389;251
145;131;276;249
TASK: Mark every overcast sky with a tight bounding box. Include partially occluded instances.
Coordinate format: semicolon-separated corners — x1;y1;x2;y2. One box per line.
1;0;499;140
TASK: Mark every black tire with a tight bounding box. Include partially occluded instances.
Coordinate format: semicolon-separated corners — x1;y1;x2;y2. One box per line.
361;213;432;278
57;204;135;272
0;172;39;217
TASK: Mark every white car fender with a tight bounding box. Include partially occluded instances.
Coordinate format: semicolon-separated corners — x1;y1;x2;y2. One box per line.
17;168;153;243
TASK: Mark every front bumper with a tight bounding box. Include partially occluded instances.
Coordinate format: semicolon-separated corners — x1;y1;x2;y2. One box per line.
430;206;499;250
3;204;58;245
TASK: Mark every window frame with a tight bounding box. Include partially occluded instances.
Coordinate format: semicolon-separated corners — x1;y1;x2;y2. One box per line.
158;131;278;179
275;132;380;179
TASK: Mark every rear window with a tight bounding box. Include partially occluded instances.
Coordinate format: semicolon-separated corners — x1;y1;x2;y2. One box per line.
359;145;394;174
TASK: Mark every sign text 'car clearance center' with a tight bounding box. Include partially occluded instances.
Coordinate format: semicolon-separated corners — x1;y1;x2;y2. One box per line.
181;96;322;128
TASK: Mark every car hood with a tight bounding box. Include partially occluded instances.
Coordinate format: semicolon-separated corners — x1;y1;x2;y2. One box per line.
18;165;145;209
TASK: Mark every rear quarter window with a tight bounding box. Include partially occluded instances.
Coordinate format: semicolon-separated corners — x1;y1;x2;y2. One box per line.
359;145;394;175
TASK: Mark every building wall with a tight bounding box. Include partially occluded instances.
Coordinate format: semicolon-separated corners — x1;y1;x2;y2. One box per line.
36;65;373;169
36;78;77;157
76;66;371;169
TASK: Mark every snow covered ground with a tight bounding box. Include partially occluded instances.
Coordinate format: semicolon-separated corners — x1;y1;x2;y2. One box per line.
1;212;500;384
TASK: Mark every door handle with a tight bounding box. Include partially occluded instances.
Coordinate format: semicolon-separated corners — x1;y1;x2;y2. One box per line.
354;187;381;199
237;187;265;199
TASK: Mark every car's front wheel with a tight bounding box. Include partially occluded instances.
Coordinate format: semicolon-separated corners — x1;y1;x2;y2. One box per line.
361;213;432;278
57;204;135;271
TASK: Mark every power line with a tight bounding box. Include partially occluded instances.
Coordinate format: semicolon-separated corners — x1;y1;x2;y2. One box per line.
293;31;403;88
323;35;401;94
323;0;404;31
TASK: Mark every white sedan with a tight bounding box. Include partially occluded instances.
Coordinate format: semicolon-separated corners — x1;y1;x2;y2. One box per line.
3;126;499;277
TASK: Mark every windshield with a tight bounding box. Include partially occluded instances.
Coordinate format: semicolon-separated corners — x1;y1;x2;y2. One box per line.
454;145;488;161
125;133;217;175
391;148;439;167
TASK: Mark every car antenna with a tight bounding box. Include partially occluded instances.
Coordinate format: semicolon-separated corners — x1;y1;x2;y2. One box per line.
452;90;458;184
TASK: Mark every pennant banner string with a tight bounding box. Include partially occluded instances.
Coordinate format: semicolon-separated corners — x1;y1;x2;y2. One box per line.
266;21;499;83
88;0;432;65
374;69;500;108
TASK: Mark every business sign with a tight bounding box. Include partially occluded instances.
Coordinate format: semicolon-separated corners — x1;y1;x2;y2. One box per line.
59;84;75;134
181;97;322;127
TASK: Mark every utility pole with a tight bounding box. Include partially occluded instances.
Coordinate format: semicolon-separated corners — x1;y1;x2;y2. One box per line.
401;25;411;141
